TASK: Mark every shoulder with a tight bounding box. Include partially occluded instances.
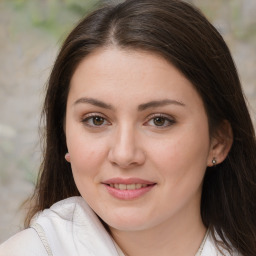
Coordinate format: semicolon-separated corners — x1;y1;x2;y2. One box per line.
0;197;120;256
0;228;48;256
30;196;120;255
201;231;242;256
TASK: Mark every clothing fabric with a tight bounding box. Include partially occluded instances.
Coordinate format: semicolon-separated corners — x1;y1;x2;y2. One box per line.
0;196;240;256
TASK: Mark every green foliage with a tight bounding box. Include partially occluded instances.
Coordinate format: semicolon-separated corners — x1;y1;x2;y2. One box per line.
229;0;256;41
3;0;101;39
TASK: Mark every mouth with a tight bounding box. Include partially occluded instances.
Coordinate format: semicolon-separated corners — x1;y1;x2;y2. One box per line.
106;183;152;190
102;178;156;200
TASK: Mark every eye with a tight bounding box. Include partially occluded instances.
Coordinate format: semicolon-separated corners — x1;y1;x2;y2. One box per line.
82;114;110;127
152;117;167;126
145;114;175;128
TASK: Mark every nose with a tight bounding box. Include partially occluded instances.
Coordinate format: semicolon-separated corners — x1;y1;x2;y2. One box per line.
108;125;146;169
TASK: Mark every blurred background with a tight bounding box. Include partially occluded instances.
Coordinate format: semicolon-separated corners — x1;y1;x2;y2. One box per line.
0;0;255;243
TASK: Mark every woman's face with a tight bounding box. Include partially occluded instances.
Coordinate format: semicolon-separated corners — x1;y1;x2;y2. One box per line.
65;47;214;231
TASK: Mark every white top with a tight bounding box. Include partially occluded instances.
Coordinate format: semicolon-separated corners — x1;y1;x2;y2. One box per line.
0;196;240;256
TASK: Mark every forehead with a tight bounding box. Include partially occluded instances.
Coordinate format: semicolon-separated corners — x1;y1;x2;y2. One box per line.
68;47;204;110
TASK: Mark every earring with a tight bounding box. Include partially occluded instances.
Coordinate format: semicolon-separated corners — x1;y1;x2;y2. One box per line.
65;152;70;162
212;157;217;165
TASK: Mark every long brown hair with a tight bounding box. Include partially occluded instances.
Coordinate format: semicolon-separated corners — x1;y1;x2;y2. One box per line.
25;0;256;254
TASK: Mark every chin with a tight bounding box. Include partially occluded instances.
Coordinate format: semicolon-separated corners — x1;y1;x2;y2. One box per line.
102;213;152;232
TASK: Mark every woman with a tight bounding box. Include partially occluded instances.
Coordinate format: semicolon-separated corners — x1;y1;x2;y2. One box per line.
1;0;255;255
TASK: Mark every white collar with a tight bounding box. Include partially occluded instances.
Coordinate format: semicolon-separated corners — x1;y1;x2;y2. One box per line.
31;196;239;256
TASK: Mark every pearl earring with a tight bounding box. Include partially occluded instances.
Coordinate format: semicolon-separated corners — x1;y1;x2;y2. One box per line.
212;157;217;165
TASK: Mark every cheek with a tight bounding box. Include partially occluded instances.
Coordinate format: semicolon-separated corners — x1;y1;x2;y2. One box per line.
71;144;105;174
149;125;210;182
66;127;107;180
68;139;107;199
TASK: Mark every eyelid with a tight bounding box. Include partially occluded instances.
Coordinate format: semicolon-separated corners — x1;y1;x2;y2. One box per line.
81;112;104;118
145;113;175;121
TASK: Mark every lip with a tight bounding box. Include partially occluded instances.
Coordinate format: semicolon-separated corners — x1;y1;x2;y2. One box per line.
102;177;156;200
103;177;155;185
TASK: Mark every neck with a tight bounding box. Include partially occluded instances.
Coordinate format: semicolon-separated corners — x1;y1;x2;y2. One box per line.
110;202;206;256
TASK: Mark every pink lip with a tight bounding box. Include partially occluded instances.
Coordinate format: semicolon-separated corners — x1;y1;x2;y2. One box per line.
102;177;156;200
103;177;155;185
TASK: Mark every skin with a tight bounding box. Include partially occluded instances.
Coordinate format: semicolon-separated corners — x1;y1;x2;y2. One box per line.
65;47;231;256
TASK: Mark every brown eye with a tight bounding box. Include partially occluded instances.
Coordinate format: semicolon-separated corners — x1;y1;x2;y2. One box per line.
145;114;175;128
153;117;166;126
82;115;109;127
92;116;105;126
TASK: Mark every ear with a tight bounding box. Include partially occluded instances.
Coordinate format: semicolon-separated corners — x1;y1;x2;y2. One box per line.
207;120;233;167
65;152;71;162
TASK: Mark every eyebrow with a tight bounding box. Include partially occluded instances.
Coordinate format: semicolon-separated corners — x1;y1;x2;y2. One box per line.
73;97;113;110
138;99;185;111
73;97;185;111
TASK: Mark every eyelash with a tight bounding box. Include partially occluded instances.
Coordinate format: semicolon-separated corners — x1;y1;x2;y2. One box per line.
81;113;110;128
81;113;175;128
144;114;175;128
